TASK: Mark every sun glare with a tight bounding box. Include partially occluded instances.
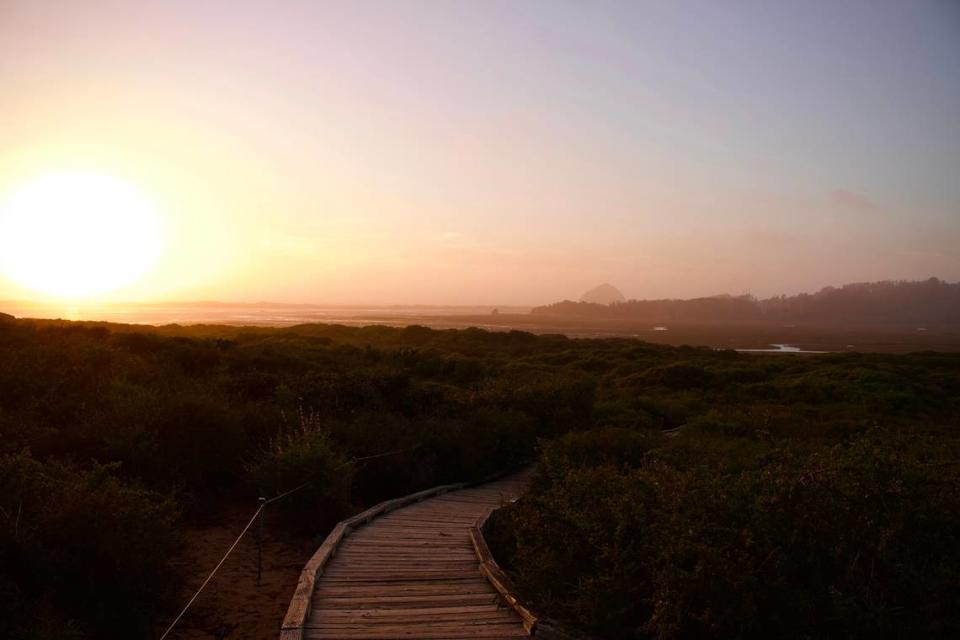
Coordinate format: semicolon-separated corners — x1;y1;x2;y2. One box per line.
0;172;162;299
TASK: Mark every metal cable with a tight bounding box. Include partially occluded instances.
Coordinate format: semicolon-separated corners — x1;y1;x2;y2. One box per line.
158;504;265;640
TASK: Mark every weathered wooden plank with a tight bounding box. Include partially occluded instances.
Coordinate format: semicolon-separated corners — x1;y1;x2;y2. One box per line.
307;622;522;631
310;612;518;624
302;629;527;639
315;588;496;597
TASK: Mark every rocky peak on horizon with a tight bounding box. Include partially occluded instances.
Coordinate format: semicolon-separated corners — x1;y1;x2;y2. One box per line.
580;283;626;305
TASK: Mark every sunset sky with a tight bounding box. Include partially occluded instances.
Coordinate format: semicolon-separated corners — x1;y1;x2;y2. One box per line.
1;0;958;305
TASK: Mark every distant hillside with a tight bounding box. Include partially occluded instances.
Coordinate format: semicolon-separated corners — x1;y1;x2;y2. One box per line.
532;278;960;327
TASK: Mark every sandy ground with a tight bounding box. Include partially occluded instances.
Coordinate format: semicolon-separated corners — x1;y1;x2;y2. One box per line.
162;504;317;640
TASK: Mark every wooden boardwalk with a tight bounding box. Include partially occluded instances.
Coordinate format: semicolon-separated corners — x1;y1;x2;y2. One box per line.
300;471;531;639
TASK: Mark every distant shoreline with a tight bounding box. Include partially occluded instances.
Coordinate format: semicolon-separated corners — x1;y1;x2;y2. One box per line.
3;307;958;354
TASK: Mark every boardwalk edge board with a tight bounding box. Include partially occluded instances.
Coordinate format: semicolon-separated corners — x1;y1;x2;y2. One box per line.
470;498;589;640
469;508;540;634
279;482;465;639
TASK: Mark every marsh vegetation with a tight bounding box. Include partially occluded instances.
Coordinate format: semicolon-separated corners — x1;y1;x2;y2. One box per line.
0;318;957;638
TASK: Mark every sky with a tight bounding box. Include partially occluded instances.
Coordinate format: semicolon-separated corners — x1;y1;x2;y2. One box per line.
1;0;958;305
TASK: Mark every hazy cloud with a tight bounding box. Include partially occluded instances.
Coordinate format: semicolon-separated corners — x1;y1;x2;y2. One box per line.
438;231;464;243
830;190;884;214
743;228;800;247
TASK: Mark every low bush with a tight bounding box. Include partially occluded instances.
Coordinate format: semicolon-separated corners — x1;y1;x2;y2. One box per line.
0;451;181;639
249;411;354;530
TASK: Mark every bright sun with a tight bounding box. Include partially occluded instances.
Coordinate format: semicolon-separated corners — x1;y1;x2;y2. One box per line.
0;172;162;299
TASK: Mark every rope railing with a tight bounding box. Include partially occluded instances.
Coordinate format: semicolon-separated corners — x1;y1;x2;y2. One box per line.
158;448;408;640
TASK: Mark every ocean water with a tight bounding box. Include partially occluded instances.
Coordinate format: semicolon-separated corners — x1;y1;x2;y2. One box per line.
0;302;530;327
735;343;829;354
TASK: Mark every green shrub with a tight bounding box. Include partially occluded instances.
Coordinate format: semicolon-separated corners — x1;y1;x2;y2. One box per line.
153;396;246;492
540;427;660;475
643;364;715;390
249;411;354;530
0;451;181;639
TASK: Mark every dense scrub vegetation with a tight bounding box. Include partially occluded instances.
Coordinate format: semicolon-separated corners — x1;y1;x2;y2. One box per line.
0;320;586;637
0;316;957;637
487;351;960;638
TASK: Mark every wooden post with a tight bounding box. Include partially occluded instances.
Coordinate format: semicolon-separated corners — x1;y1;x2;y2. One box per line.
257;496;266;585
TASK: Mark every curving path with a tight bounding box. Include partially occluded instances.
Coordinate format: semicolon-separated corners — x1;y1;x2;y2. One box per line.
300;471;532;639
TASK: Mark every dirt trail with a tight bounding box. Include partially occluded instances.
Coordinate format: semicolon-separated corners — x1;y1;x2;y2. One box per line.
165;504;315;640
